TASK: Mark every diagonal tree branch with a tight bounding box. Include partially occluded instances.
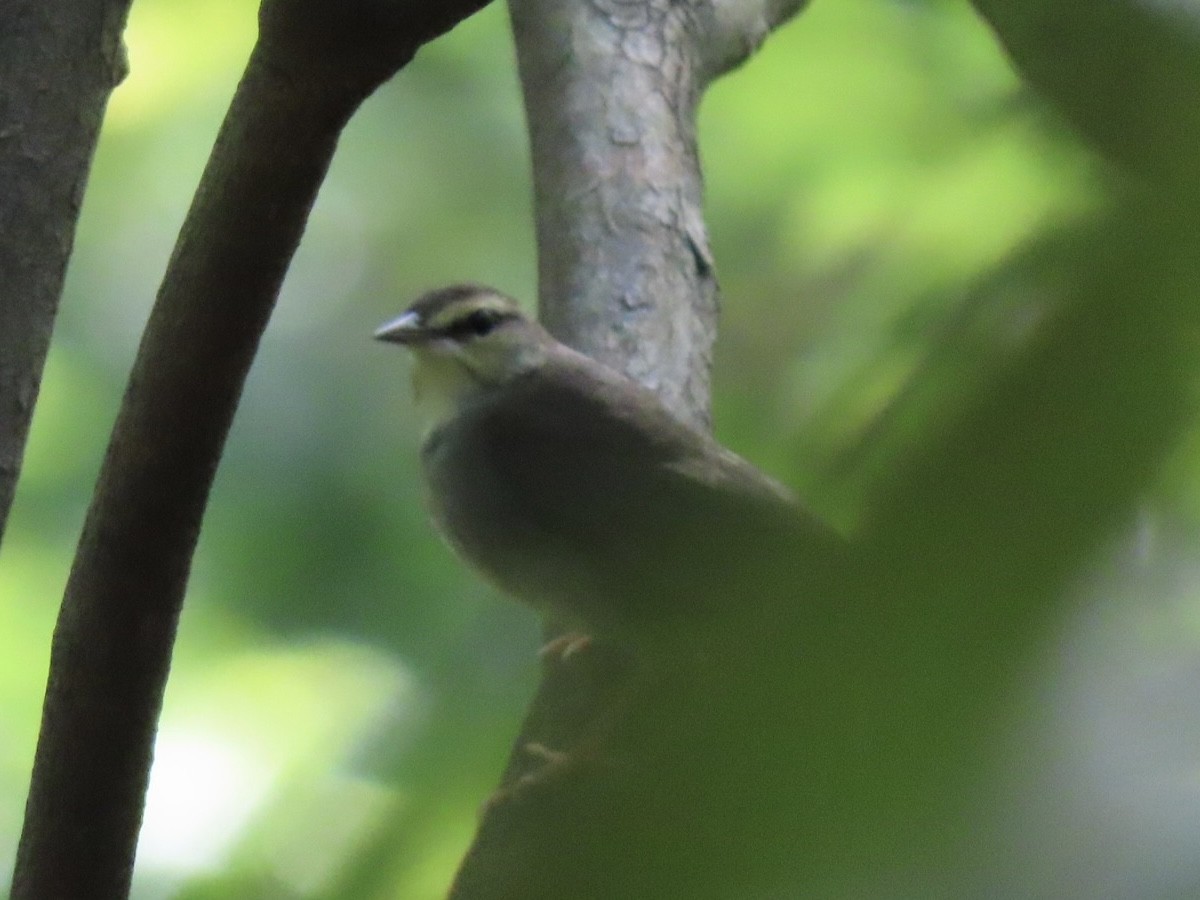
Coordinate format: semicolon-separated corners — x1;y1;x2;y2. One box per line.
699;0;808;79
12;1;489;896
0;0;134;546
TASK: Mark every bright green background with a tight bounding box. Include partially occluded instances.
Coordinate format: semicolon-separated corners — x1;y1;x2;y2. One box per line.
4;1;1198;897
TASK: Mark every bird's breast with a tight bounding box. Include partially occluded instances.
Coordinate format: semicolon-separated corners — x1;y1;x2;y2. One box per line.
419;418;600;623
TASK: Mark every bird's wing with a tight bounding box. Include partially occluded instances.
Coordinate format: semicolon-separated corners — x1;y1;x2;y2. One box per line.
465;362;844;628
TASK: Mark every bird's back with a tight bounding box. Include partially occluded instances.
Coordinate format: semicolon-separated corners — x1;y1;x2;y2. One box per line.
421;351;846;642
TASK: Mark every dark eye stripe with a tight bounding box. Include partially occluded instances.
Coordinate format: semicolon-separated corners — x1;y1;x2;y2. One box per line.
442;308;510;340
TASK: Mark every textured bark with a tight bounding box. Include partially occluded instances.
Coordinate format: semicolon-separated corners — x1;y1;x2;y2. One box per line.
449;2;808;897
511;0;806;431
12;1;489;897
0;0;133;546
452;2;1200;897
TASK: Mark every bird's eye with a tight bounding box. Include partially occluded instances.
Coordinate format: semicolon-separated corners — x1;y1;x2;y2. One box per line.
450;309;503;340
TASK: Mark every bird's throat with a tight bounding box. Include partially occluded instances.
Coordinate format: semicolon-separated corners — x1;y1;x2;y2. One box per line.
410;354;485;436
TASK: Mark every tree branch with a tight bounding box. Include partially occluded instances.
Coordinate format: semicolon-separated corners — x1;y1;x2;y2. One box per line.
453;3;1200;896
12;1;488;896
698;0;807;78
509;0;806;431
512;1;702;428
0;0;133;545
449;2;809;896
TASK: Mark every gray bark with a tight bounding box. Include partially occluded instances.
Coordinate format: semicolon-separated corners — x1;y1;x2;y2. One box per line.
452;1;1200;897
0;0;133;545
448;2;807;897
513;0;806;430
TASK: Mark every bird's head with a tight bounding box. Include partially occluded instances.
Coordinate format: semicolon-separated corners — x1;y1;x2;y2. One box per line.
375;285;550;426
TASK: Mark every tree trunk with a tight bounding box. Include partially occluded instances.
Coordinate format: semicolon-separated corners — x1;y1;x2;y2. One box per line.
450;1;1200;897
0;0;134;546
448;3;808;897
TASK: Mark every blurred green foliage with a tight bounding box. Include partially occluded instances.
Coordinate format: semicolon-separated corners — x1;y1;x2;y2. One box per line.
3;0;1198;897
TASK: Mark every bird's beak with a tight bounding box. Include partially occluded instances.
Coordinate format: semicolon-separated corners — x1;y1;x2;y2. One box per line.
374;310;426;345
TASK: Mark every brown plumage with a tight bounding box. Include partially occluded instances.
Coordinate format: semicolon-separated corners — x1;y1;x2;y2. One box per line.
377;285;845;643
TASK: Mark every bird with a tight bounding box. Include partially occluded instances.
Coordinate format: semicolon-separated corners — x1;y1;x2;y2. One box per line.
374;284;846;648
